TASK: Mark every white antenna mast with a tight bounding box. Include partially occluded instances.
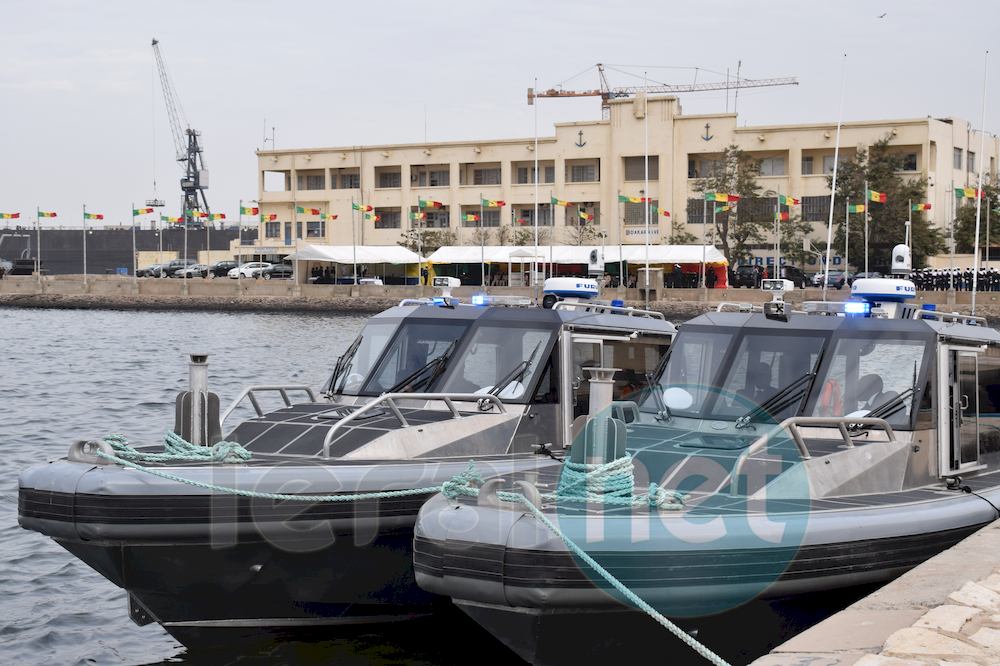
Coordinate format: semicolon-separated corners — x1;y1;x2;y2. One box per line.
822;54;848;302
971;50;990;315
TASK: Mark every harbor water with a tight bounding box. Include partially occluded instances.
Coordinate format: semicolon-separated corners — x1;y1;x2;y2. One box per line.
1;307;870;665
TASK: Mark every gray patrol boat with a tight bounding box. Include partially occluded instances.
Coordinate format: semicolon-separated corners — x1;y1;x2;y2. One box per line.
414;277;1000;664
17;277;675;646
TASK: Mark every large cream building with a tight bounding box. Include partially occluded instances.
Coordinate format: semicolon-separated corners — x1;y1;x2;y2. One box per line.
254;95;999;268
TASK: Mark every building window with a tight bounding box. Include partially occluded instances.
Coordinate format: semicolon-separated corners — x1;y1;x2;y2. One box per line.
900;153;918;172
623;156;659;181
566;160;601;183
515;165;555;184
375;210;401;229
517;205;552;226
264;221;281;237
424;210;450;228
686;198;706;224
473;168;501;185
377;169;402;188
801;196;830;222
462;209;501;228
340;173;360;189
306;221;325;237
412;166;450;187
689;157;723;178
954;147;963;170
801;155;814;175
625;200;657;226
823;155;846;174
969;151;976;173
759;157;786;176
297;174;325;190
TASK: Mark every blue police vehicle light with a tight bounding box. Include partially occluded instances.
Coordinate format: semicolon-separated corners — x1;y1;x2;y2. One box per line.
843;301;870;315
471;293;488;306
611;299;624;307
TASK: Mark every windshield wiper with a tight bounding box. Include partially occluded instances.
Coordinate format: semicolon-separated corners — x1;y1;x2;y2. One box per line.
327;335;363;395
851;386;918;431
490;341;544;398
735;371;814;429
387;340;457;393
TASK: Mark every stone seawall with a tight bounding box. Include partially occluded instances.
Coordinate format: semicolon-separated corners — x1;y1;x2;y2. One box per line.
2;275;999;324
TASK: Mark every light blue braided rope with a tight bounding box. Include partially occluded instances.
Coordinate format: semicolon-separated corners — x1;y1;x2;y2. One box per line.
554;454;686;509
102;433;251;464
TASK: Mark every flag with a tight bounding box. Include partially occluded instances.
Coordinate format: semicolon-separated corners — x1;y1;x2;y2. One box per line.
320;212;338;221
261;213;277;222
774;210;789;221
705;192;739;203
0;212;20;219
409;211;426;221
38;211;57;218
715;205;730;214
551;196;570;207
869;190;887;203
778;195;800;206
364;212;381;222
208;213;226;221
189;211;208;219
83;212;104;220
240;206;259;215
656;207;670;217
161;215;181;223
516;218;528;225
296;206;320;215
847;204;865;213
955;187;982;199
352;202;374;212
132;208;153;216
464;213;480;222
911;203;932;211
618;195;649;204
418;198;443;209
578;210;594;222
481;199;505;207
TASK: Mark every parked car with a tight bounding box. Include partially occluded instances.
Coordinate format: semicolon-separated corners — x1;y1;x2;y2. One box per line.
822;271;852;289
152;259;196;277
136;264;161;278
778;265;809;289
210;260;239;277
228;262;272;279
172;264;210;278
850;271;882;285
732;264;763;288
258;264;293;280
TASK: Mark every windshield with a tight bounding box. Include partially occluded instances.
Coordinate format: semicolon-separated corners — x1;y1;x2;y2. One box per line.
360;320;470;395
644;328;827;422
329;322;399;395
643;328;735;417
807;335;929;428
438;325;555;402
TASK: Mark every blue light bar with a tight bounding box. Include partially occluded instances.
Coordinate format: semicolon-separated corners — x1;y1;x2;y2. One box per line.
471;293;488;306
611;299;625;307
843;301;870;315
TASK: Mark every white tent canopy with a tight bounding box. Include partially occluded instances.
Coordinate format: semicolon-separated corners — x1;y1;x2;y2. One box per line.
291;244;422;265
426;245;727;265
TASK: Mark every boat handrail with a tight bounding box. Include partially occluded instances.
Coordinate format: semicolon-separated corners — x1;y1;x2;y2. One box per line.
321;392;507;459
220;384;319;428
914;309;988;326
715;301;757;313
552;301;665;319
728;416;896;495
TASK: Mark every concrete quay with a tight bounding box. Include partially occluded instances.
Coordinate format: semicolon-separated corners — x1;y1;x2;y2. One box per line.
2;275;999;321
752;521;1000;666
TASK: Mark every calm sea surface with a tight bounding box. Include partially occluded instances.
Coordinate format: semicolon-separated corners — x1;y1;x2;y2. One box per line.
0;307;864;666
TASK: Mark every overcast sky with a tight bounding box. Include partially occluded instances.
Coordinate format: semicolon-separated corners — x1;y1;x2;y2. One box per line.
2;0;998;226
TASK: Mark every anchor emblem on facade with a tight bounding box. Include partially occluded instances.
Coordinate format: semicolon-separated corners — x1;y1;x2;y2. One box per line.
575;130;587;148
702;123;714;141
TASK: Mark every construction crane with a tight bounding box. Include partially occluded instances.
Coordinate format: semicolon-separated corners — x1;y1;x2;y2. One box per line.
151;38;209;223
528;63;798;116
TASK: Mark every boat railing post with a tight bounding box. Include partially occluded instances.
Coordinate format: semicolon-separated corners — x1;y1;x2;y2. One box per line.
189;353;209;446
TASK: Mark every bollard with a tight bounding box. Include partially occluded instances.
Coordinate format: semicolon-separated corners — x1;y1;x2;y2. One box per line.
188;353;209;445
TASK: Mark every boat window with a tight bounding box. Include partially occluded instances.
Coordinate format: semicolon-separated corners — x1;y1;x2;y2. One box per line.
977;347;1000;460
604;335;672;402
643;329;734;417
360;321;470;395
329;322;398;395
809;336;927;428
438;326;554;402
713;333;826;420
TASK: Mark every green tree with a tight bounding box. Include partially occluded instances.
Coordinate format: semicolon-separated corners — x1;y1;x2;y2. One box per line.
694;145;769;264
469;227;493;246
954;184;1000;253
777;211;814;268
397;229;456;255
667;216;697;244
513;227;549;246
828;137;944;269
564;218;598;245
